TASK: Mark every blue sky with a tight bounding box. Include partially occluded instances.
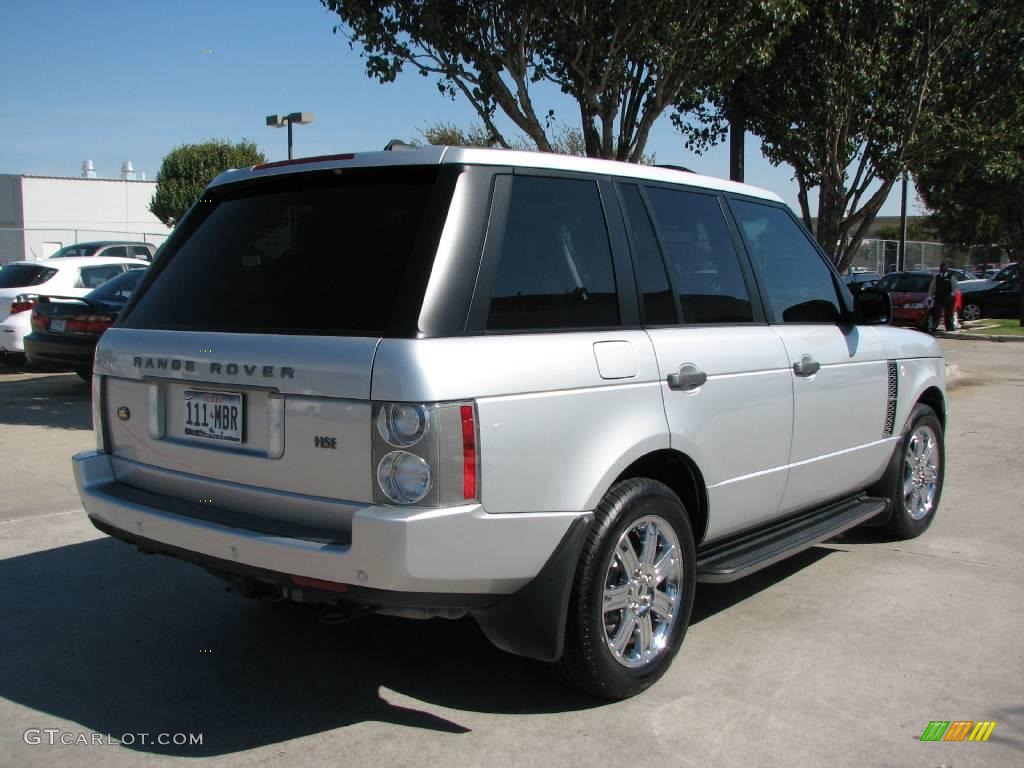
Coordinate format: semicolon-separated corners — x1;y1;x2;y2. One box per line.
0;0;922;216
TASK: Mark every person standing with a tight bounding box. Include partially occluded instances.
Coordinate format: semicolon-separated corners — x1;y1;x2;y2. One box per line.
928;263;958;333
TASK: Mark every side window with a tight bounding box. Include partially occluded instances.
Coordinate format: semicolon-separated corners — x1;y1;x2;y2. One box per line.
132;245;152;260
618;184;676;324
645;187;754;324
486;176;618;331
78;265;125;289
731;200;843;323
100;246;129;258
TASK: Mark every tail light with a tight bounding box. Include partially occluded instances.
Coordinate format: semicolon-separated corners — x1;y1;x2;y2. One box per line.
10;294;38;314
30;309;50;333
372;401;479;507
66;314;115;335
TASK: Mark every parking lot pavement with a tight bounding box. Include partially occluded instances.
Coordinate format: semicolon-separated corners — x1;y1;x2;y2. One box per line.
0;342;1022;768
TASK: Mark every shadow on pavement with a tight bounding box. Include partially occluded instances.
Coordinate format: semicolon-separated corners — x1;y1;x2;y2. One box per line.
0;534;837;756
0;373;91;430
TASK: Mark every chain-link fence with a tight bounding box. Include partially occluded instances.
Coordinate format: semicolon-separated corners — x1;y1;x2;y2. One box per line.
848;239;968;274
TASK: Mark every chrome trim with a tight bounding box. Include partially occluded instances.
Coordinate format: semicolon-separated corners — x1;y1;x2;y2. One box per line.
147;381;164;439
267;392;285;459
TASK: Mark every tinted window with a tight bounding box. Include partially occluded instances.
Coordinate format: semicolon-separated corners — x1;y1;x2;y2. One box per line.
86;268;146;302
50;245;100;258
619;185;676;324
78;265;125;289
124;168;440;335
0;264;57;288
645;188;753;324
131;246;152;259
99;246;128;258
731;200;842;323
486;176;618;331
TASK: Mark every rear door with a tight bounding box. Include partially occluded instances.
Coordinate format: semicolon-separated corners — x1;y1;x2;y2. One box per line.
99;165;455;510
727;198;890;515
620;183;794;541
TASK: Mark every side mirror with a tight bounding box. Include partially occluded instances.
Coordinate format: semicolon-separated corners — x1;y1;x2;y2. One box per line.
854;288;891;325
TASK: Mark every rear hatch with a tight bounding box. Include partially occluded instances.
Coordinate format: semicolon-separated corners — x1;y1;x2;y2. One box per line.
97;164;454;519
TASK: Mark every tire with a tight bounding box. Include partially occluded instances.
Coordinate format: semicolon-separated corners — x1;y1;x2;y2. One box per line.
950;310;960;331
961;302;982;322
558;478;696;699
76;369;92;382
922;313;936;334
882;404;944;539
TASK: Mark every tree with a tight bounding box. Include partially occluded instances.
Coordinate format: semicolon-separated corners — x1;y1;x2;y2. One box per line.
680;0;984;272
414;120;617;158
150;139;266;226
912;1;1024;322
321;0;801;161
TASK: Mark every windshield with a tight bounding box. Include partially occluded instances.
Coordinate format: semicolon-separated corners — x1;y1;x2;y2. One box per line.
877;274;931;292
0;264;57;288
122;167;448;336
86;268;146;302
50;244;101;258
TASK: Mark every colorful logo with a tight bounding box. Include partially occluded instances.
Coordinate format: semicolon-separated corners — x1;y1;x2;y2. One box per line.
920;721;997;742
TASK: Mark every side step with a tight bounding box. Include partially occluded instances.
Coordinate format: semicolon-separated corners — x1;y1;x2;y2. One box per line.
696;495;889;583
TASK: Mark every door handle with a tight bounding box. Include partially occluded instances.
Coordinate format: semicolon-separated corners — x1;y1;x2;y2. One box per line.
793;355;820;377
667;364;707;391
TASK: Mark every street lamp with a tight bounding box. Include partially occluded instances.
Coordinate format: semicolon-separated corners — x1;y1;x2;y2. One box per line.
265;112;314;160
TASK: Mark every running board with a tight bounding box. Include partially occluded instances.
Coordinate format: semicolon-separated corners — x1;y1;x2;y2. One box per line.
696;495;889;583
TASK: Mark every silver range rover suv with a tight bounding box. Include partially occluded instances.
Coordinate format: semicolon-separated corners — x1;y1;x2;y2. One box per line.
74;147;946;698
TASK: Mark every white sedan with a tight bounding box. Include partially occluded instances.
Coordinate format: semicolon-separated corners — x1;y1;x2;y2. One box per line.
0;256;145;361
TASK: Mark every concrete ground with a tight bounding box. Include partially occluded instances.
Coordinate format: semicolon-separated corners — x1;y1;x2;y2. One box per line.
0;339;1021;768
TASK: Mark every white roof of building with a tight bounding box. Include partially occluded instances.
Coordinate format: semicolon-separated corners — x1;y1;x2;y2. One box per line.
210;145;783;203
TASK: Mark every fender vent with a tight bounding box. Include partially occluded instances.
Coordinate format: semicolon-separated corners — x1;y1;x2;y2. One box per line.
883;361;898;436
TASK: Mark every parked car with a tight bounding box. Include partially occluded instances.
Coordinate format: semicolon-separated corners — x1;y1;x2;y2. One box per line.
25;268;147;380
842;270;881;294
874;271;962;332
960;276;1021;321
0;257;145;363
960;262;1020;294
48;241;156;262
73;146;946;699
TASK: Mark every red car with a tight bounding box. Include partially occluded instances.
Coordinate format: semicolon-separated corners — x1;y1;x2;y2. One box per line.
874;271;962;333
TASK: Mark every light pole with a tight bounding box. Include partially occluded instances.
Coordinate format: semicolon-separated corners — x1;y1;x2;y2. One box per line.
265;112;314;160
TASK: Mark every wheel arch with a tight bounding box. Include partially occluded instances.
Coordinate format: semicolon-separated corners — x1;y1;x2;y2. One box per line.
917;385;946;430
611;449;710;545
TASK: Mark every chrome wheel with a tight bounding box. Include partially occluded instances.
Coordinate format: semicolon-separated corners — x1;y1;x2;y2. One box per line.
903;425;940;520
962;303;981;322
602;515;683;668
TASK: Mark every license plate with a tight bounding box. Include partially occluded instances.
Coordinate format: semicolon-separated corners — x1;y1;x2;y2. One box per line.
50;318;66;333
183;390;244;444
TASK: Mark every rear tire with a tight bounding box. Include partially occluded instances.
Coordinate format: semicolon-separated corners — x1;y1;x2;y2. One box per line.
883;404;944;539
558;478;696;699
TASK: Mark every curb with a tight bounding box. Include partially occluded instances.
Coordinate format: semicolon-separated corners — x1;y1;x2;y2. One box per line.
935;331;1024;343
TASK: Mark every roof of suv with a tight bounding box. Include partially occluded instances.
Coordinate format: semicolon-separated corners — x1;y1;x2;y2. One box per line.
209;145;784;203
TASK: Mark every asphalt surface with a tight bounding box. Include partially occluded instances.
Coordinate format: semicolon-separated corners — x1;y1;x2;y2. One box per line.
0;338;1021;768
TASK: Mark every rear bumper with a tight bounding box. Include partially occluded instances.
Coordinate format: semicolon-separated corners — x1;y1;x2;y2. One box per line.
24;332;96;369
0;316;29;353
73;450;584;597
892;308;929;327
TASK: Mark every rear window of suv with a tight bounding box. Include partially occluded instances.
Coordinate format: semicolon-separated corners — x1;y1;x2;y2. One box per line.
0;264;57;288
122;167;446;336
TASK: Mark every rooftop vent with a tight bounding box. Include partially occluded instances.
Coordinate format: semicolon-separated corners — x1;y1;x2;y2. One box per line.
81;160;97;179
121;161;136;181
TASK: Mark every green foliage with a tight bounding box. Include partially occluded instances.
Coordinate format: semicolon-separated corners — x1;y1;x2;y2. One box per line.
150;139;266;226
914;2;1024;263
321;0;801;161
679;0;994;272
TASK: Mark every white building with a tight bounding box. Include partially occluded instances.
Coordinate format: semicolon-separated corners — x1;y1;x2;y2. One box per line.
0;170;171;265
